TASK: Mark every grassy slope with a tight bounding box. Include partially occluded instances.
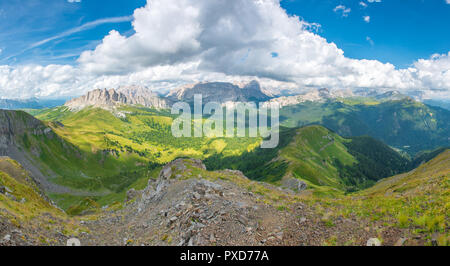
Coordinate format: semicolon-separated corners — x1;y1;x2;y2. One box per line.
320;150;450;245
2;109;156;210
279;126;355;191
34;106;261;164
0;158;83;243
13;110;152;194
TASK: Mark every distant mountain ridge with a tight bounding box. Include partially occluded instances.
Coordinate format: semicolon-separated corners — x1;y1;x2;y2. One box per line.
1;80;445;112
424;99;450;111
167;80;271;103
280;99;450;155
0;98;66;110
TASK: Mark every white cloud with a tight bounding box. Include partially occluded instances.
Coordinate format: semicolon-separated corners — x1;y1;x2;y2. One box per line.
0;0;449;100
360;2;368;8
30;16;132;50
446;0;450;4
413;52;450;92
2;16;133;63
333;5;351;17
363;16;371;23
67;0;81;3
366;36;374;46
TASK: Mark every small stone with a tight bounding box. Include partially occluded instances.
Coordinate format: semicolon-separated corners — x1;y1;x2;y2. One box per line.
367;238;381;246
126;189;138;202
5;192;16;201
238;215;248;225
3;234;11;243
276;232;283;240
11;230;22;235
431;233;440;246
394;238;407;246
161;167;172;179
67;238;81;246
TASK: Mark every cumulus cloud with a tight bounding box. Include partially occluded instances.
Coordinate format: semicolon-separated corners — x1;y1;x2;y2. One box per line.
413;52;450;92
363;16;371;23
0;0;449;100
0;64;84;98
333;5;351;17
67;0;81;3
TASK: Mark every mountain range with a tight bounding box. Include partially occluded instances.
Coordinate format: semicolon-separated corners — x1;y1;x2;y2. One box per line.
0;80;438;111
65;86;171;111
0;98;66;110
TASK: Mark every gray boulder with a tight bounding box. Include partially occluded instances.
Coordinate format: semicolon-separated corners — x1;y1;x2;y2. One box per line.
282;178;307;192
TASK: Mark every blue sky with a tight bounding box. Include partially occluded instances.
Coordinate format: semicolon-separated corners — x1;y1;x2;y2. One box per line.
0;0;145;65
1;0;448;68
281;0;450;68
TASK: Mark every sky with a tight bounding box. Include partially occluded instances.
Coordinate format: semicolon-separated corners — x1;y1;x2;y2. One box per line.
0;0;449;99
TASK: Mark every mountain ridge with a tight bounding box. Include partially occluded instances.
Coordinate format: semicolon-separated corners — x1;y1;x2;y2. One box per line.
65;85;171;111
166;80;271;103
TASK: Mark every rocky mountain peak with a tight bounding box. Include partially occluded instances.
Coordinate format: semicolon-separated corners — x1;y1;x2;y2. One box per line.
167;80;271;103
65;86;170;111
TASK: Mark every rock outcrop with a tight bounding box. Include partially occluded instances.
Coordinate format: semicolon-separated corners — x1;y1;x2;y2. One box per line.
0;110;53;155
262;88;351;107
65;86;171;111
281;178;307;193
167;81;271;104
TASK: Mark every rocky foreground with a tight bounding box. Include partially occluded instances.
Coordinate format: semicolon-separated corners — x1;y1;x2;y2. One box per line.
2;157;429;246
